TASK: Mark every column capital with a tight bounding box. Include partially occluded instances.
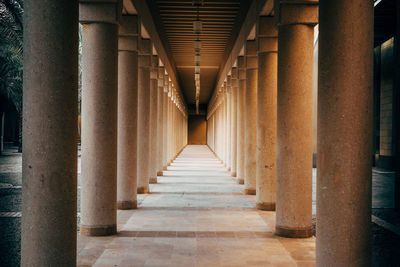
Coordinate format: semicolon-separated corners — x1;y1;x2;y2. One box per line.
139;38;152;55
274;0;318;27
231;67;239;88
231;67;238;79
237;56;246;80
246;40;257;70
118;15;139;51
227;75;232;93
158;66;165;89
257;16;278;53
79;0;122;24
150;55;159;80
163;73;169;93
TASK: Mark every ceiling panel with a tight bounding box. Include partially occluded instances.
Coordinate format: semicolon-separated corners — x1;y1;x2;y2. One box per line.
151;0;252;104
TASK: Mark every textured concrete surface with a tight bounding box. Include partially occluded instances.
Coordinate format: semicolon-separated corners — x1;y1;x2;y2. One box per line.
22;1;79;264
276;23;314;238
317;1;374;265
244;41;258;195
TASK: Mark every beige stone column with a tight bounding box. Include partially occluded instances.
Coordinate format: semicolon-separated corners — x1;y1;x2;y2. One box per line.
317;1;373;265
157;67;165;176
231;68;238;177
137;38;152;194
167;81;173;161
149;55;159;184
22;1;78;265
275;2;317;238
244;40;257;195
256;16;277;211
117;16;139;209
80;1;120;236
226;77;232;170
237;56;246;184
162;73;169;169
220;92;225;163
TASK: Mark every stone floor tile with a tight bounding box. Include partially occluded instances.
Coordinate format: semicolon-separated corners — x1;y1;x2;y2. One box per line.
76;145;315;266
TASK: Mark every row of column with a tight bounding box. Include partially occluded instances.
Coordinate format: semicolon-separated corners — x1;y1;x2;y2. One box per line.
207;1;373;266
21;1;187;266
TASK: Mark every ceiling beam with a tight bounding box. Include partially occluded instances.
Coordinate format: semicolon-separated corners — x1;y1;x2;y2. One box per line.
129;0;187;112
207;0;273;117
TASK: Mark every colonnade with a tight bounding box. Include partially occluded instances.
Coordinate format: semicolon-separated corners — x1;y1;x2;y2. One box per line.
21;0;373;266
207;1;373;266
21;1;187;265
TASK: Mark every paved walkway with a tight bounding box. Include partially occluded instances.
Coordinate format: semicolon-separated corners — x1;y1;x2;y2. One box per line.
77;145;315;267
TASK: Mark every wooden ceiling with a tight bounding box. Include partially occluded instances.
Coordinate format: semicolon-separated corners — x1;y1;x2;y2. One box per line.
148;0;252;105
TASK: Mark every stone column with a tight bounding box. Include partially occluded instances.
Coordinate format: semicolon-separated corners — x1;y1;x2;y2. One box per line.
80;1;120;236
275;2;317;238
167;81;173;161
317;1;373;265
162;73;169;169
137;38;152;194
22;1;78;265
244;40;257;195
256;16;277;211
221;91;226;163
230;68;238;177
149;55;159;184
157;67;165;176
117;15;139;210
237;56;246;184
226;77;232;170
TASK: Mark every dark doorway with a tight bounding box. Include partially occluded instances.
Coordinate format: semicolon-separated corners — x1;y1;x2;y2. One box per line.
188;115;207;145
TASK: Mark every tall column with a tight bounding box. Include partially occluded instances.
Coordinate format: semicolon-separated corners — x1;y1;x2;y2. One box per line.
222;88;227;164
275;2;317;238
22;1;78;265
149;55;159;184
256;16;277;211
237;56;246;184
226;77;232;170
167;81;173;161
157;67;165;176
162;73;169;169
80;1;120;236
230;68;238;177
317;1;373;265
117;15;139;210
137;38;152;193
244;40;257;195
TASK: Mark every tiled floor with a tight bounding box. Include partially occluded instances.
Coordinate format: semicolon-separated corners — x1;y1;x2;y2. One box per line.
77;145;315;267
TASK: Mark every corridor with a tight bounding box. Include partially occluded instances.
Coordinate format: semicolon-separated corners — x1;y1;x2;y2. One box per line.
77;145;315;266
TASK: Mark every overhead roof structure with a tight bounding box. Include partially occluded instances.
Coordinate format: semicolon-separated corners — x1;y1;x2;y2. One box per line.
128;0;273;114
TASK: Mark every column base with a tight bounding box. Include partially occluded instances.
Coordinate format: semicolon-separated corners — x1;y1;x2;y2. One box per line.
256;202;275;211
244;188;256;195
80;224;117;236
236;178;244;184
231;172;237;177
137;186;149;194
149;177;157;184
117;200;137;210
275;225;313;238
157;171;164;176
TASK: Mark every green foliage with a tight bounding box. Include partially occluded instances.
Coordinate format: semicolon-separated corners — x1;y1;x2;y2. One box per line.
0;0;23;112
